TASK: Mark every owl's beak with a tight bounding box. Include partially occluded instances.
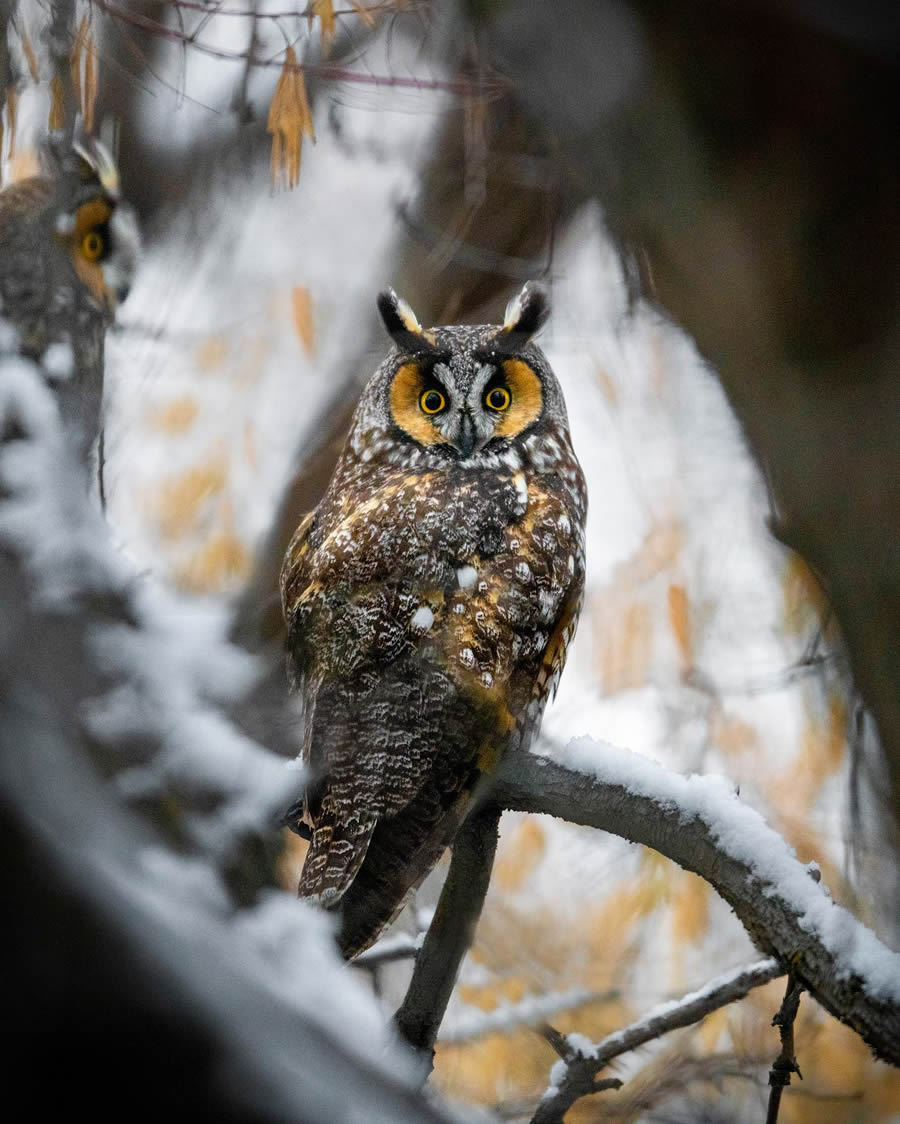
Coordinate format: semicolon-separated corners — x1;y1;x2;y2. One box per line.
456;412;477;458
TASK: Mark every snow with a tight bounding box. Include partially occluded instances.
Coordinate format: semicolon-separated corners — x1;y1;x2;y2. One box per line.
411;604;434;632
456;565;478;589
0;348;447;1119
3;4;891;1112
557;736;900;1004
42;341;75;381
439;988;600;1044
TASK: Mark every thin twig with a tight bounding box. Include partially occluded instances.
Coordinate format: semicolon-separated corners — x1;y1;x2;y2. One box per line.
439;987;617;1045
167;0;401;20
88;1;511;98
530;959;783;1124
766;971;804;1124
394;803;501;1069
353;930;422;968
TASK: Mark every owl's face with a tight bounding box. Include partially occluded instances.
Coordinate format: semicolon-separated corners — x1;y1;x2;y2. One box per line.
352;283;568;470
52;139;140;315
57;192;140;314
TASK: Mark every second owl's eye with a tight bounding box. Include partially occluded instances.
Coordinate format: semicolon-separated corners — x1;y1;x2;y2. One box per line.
485;386;511;411
420;388;446;414
81;230;106;262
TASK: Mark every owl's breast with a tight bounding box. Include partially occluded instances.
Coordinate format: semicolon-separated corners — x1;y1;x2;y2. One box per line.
286;458;584;747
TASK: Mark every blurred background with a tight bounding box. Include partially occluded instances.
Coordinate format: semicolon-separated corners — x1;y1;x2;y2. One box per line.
3;1;899;1119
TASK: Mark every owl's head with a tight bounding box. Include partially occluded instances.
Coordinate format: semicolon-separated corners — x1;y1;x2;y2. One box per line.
48;134;140;315
357;282;567;467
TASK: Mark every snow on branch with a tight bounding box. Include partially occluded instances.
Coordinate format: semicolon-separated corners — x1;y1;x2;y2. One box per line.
531;959;783;1124
493;739;900;1067
0;343;458;1122
0;339;295;891
439;987;614;1046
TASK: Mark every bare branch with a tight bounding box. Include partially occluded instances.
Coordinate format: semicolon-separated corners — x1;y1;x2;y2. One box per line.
439;987;617;1045
88;0;510;98
493;744;900;1067
353;930;423;969
766;972;805;1124
394;803;501;1068
530;959;781;1124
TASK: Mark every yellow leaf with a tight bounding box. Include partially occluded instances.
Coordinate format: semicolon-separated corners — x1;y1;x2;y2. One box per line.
594;595;652;693
175;532;252;592
592;358;618;404
48;74;65;132
4;87;17;162
494;819;546;893
782;551;829;635
155;459;227;539
21;30;39;82
148;396;199;434
313;0;337;53
193;335;228;372
70;16;89;108
671;873;709;945
667;583;693;669
291;285;316;355
275;828;308;892
82;32;98;134
710;711;758;756
267;48;315;191
698;1004;729;1052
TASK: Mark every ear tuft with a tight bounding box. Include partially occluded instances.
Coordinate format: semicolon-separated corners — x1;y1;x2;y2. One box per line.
377;288;435;354
501;281;550;342
72;140;120;198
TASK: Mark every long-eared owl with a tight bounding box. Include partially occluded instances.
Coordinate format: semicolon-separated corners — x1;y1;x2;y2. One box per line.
0;135;139;466
281;283;587;958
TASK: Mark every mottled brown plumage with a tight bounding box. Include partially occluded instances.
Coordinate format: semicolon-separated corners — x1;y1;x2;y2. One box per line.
0;137;139;466
281;283;586;957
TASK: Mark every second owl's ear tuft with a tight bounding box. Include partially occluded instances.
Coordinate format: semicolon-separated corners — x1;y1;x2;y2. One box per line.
377;289;436;354
500;281;550;345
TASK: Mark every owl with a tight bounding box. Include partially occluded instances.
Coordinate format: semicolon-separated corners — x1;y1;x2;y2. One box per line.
281;282;587;958
0;134;139;467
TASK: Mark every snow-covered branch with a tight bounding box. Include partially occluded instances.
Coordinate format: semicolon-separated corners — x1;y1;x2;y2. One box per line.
0;346;455;1122
493;740;900;1067
531;959;783;1124
439;987;612;1046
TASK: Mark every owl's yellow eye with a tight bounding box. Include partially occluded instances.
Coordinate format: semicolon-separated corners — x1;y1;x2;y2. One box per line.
485;386;511;411
420;388;446;415
81;230;105;262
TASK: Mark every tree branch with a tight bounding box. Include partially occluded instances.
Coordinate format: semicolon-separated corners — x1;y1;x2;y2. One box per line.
492;741;900;1067
766;971;805;1124
439;987;617;1045
531;958;783;1124
0;346;456;1124
394;802;501;1067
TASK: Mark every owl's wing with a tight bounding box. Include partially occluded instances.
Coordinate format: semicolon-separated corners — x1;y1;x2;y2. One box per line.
280;510;315;693
534;579;583;706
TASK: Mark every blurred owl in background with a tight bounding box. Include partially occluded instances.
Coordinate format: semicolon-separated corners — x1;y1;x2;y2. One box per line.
281;282;587;958
0;134;139;467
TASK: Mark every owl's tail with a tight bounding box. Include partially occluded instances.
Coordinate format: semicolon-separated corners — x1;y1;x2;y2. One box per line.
330;796;466;960
297;794;377;908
